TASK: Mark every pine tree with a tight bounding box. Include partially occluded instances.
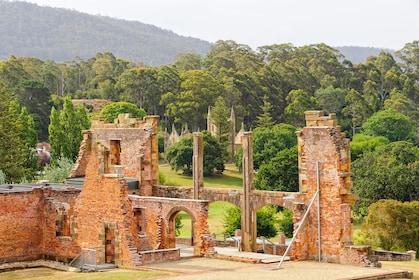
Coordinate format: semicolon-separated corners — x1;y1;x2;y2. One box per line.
0;84;28;182
48;97;90;162
256;95;275;128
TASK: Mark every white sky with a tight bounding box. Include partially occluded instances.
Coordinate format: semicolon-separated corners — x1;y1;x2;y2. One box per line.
24;0;419;50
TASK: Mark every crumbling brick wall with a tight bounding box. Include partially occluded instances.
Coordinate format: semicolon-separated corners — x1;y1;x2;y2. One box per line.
0;188;81;263
295;111;358;263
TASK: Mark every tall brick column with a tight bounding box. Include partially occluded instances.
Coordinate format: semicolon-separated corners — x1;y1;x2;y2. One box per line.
241;132;256;252
295;111;357;263
193;132;204;199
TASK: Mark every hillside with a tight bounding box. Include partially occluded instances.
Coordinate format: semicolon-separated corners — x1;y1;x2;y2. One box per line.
0;1;211;65
335;46;397;64
0;1;396;65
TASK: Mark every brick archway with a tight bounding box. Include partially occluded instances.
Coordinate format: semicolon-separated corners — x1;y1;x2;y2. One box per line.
166;206;198;248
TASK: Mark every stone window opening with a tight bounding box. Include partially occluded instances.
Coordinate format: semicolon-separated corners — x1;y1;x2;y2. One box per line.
110;140;122;166
134;207;146;237
55;209;71;238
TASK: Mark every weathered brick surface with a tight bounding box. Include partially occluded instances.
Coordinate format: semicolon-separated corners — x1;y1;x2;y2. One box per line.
129;196;210;256
295;111;358;264
0;188;81;263
0;111;365;267
0;191;44;262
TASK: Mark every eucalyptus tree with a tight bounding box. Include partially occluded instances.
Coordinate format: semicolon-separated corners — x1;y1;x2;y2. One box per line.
157;65;181;127
15;79;52;140
283;89;319;128
117;67;159;113
396;40;419;108
342;89;373;136
162;69;222;131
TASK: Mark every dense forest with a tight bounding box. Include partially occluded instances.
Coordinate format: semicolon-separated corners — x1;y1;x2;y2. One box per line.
1;39;418;177
0;1;395;65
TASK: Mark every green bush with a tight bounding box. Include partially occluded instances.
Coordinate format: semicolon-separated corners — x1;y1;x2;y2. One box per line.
41;158;74;183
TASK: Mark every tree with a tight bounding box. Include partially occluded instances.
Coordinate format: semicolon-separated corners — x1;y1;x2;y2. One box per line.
350;134;390;161
314;87;346;115
256;95;275;128
48;97;90;162
18;107;39;173
361;200;419;253
0;84;28;182
117;67;159;114
284;89;318;127
162;70;222;131
15;80;51;140
383;89;413;116
222;205;241;236
222;205;279;238
166;131;224;176
361;109;415;142
172;53;203;71
342;89;374;136
352;141;419;216
255;146;298;192
210;96;231;142
99;101;147;123
252;124;297;170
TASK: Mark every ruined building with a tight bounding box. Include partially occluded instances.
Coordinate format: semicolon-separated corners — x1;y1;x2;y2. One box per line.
0;111;375;268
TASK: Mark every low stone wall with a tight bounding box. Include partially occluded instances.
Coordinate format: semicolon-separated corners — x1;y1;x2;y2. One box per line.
373;250;416;261
139;248;180;265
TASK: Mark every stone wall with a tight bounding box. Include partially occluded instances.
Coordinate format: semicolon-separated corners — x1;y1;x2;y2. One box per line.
0;188;81;263
129;196;211;257
295;111;358;263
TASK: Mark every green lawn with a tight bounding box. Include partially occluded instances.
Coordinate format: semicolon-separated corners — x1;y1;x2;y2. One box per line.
177;201;236;238
381;261;419;280
159;163;243;189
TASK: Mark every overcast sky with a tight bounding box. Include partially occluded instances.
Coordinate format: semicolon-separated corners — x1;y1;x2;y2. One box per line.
25;0;418;50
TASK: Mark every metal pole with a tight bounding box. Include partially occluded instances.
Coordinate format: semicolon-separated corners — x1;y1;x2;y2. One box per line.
317;161;321;262
276;188;320;269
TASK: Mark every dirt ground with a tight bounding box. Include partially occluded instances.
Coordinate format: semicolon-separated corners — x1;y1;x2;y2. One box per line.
143;257;412;280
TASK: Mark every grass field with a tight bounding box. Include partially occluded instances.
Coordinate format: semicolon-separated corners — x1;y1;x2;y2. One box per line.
159;163;243;189
381;261;419;279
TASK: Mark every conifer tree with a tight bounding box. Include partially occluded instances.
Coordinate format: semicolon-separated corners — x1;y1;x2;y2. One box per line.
0;84;28;182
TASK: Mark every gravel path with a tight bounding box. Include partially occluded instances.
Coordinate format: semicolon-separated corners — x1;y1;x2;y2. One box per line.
144;257;408;280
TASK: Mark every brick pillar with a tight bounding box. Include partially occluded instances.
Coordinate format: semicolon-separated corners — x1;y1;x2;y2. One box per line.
241;132;256;252
193;132;204;199
296;111;358;263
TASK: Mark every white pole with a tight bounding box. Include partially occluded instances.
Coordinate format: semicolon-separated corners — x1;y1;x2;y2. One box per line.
276;188;320;269
317;161;321;262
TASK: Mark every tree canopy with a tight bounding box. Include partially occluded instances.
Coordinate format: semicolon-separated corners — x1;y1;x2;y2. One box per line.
352;141;419;216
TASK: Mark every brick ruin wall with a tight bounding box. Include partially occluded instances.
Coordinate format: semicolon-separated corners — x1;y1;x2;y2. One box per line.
294;111;359;264
0;111;370;267
0;188;81;263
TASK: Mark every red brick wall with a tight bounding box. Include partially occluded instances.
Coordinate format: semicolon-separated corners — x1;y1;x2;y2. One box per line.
40;188;81;262
0;190;44;262
295;111;357;263
0;188;81;263
73;149;139;267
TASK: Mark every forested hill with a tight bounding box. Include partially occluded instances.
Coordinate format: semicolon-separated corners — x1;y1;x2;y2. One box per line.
0;1;395;65
0;1;211;66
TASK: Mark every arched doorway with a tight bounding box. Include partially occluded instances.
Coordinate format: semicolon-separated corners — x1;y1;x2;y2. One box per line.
167;207;197;249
